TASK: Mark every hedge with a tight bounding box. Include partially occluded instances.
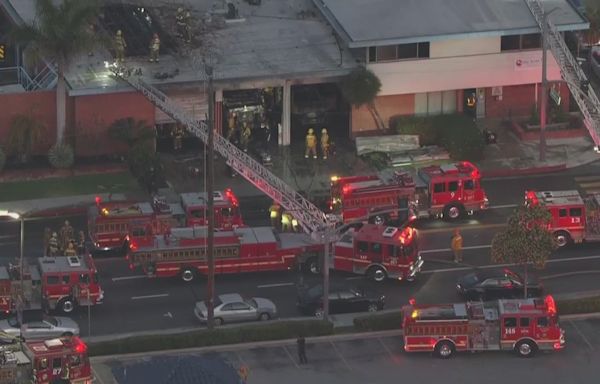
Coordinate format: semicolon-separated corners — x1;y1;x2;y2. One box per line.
88;320;333;356
556;296;600;315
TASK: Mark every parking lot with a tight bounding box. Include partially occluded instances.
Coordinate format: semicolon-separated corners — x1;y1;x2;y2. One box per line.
92;317;599;384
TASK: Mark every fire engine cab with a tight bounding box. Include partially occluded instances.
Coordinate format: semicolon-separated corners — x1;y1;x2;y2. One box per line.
0;255;103;315
526;190;600;247
88;189;243;251
0;336;92;384
402;295;565;358
330;161;488;224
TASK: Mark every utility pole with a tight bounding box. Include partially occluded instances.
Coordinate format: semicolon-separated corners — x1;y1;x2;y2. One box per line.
205;64;216;330
322;229;330;321
540;11;549;162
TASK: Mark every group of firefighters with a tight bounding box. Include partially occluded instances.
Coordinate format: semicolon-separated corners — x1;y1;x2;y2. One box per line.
43;220;86;258
227;111;271;153
305;128;330;159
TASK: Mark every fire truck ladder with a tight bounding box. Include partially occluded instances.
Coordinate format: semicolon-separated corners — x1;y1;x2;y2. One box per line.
115;72;329;237
526;0;600;151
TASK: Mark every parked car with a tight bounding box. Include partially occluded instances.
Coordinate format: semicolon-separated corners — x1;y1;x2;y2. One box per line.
194;293;277;326
0;314;80;340
456;268;543;301
297;284;385;318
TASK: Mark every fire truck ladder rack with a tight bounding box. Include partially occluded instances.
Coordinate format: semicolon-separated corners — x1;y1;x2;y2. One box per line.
114;71;329;237
526;0;600;151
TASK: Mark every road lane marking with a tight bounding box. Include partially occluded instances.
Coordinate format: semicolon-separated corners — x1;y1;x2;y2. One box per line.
0;241;18;247
0;235;16;239
377;337;397;361
541;270;600;280
257;282;295;288
575;176;600;182
131;294;169;300
569;320;594;351
91;366;106;384
112;275;147;282
419;245;492;255
330;341;353;371
282;345;300;369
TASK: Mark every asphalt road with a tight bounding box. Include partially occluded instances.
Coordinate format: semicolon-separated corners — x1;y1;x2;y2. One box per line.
91;318;600;384
1;167;600;337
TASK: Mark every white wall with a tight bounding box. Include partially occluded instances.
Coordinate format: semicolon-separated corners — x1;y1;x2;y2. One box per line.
368;50;562;96
430;37;500;58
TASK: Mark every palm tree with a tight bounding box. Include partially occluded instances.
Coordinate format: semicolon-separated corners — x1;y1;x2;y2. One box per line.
10;0;99;145
6;113;45;163
339;66;386;130
586;0;600;45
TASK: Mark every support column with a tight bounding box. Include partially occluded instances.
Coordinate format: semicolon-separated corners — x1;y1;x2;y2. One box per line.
457;89;464;113
215;89;223;135
282;80;291;146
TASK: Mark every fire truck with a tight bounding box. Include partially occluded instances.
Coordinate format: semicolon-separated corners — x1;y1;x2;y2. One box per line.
0;255;104;315
126;223;422;283
525;190;600;247
88;189;243;251
401;295;565;358
330;161;489;224
0;336;92;384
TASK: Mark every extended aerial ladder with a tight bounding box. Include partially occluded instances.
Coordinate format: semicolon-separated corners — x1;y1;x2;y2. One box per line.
112;71;329;237
525;0;600;151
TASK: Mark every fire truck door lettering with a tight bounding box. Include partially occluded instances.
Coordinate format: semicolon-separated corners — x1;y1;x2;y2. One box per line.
359;254;367;260
390;257;398;265
53;367;62;376
571;217;580;224
450;192;455;198
505;327;516;335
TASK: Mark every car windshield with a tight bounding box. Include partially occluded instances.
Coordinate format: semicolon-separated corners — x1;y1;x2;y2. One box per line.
504;270;522;283
7;317;19;328
44;317;58;327
464;273;479;284
246;299;258;308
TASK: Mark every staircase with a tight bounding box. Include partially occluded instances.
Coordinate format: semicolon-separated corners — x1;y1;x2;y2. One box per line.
115;71;330;237
525;0;600;150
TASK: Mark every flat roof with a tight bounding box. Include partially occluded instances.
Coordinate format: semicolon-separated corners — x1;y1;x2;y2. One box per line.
314;0;589;48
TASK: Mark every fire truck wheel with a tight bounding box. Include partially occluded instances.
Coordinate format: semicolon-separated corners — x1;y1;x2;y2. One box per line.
59;298;76;314
368;266;387;283
444;204;463;220
553;231;571;248
434;340;455;359
515;340;537;357
180;268;196;282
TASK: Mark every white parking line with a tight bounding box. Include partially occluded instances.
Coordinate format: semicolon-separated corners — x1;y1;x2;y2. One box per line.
419;245;492;255
330;341;353;371
377;337;397;361
282;345;300;369
0;235;16;240
91;366;106;384
112;275;147;282
257;282;295;288
569;320;595;351
131;294;169;300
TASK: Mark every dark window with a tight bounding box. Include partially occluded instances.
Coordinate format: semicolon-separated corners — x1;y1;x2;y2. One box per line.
338;291;356;300
52;358;62;369
417;42;430;58
504;317;517;327
501;35;521;51
520;317;530;327
397;43;418;59
482;278;500;287
190;209;204;218
79;274;90;284
464;180;474;190
221;304;234;311
559;209;568;217
376;45;397;61
521;33;541;49
131;227;146;237
358;241;369;253
569;208;583;217
448;181;459;192
371;242;382;254
221;208;232;217
231;302;250;310
368;47;376;63
433;183;445;193
61;275;70;284
46;276;59;285
537;317;549;327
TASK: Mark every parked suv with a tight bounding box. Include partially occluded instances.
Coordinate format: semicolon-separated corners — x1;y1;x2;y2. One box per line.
297;284;385;318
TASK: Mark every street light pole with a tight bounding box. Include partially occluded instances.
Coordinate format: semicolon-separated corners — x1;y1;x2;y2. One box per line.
205;64;216;330
539;7;559;162
322;229;330;321
20;217;24;294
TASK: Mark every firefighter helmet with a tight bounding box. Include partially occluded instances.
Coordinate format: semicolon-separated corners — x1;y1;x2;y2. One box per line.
322;128;327;134
308;128;314;134
116;30;122;36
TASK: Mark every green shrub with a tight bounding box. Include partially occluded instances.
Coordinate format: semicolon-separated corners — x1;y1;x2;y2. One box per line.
48;143;75;169
0;147;5;172
433;114;485;161
359;152;388;170
353;311;403;332
88;320;334;356
556;296;600;315
390;115;438;146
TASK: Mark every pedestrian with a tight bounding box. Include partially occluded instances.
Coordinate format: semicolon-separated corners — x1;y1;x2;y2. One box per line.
59;220;74;253
43;227;52;257
320;128;330;159
77;231;86;255
297;336;308;364
64;241;77;257
149;33;161;63
451;228;463;263
238;364;249;384
114;30;127;64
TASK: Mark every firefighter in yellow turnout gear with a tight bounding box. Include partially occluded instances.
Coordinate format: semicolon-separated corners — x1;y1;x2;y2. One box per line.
149;33;160;62
241;122;252;152
305;128;317;159
321;128;330;159
114;30;126;64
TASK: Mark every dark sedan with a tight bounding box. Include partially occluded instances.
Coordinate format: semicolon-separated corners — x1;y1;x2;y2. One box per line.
297;284;385;318
456;269;543;301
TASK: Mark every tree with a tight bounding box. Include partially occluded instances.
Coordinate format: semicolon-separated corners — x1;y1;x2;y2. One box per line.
10;0;99;145
339;66;386;130
584;0;600;45
108;118;155;149
490;205;557;298
6;113;44;163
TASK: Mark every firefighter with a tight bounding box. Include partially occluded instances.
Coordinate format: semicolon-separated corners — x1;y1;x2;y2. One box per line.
176;7;186;37
291;216;300;233
59;220;74;253
43;227;51;257
48;232;59;257
227;112;238;142
241;121;252;152
61;362;70;381
269;202;281;228
320;128;330;159
114;30;127;64
149;33;160;63
451;228;463;263
77;231;86;255
305;128;317;159
183;11;193;43
238;364;249;384
64;241;77;257
297;336;308;364
172;124;183;151
281;211;293;232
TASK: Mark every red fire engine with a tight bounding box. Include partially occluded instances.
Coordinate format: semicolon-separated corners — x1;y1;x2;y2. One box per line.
127;223;421;283
0;336;92;384
88;189;243;251
330;161;489;224
0;255;103;315
526;190;600;247
402;295;565;358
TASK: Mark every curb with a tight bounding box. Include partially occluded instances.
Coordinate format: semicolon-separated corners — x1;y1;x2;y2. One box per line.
27;205;90;218
483;164;567;178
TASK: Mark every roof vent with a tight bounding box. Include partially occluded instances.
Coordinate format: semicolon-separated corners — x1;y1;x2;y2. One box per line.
67;256;81;267
382;227;399;238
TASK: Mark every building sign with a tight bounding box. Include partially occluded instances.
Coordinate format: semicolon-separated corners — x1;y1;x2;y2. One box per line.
514;57;542;71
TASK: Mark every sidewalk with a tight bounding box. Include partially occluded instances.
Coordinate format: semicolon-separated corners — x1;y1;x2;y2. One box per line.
0;193;127;217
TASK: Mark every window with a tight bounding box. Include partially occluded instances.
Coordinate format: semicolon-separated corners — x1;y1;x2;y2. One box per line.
448;181;459;192
368;47;376;62
357;241;369;253
537;317;549;327
504;317;517;327
417;42;430;58
221;304;234;311
501;34;541;51
46;276;59;285
190;209;204;219
62;275;70;284
338;291;356;300
231;302;251;310
221;208;232;217
368;42;430;63
520;317;530;327
559;209;567;218
80;274;90;284
371;242;382;254
521;33;541;49
376;45;397;61
131;227;146;237
52;358;62;369
433;183;445;193
464;180;474;190
397;43;417;59
569;208;583;217
501;35;520;51
482;278;500;287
